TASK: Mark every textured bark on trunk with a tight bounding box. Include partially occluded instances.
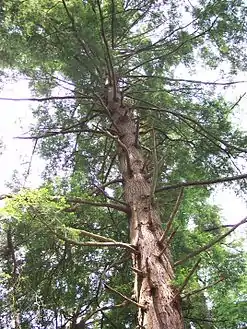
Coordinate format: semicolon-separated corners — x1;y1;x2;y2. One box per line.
107;88;184;328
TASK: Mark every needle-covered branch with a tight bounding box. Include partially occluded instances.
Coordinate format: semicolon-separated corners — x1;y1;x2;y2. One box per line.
175;217;247;266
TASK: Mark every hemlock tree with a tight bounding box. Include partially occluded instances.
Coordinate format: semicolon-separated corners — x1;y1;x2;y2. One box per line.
0;0;247;328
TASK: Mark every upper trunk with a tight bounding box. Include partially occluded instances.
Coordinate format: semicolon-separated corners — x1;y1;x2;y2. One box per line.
106;80;184;329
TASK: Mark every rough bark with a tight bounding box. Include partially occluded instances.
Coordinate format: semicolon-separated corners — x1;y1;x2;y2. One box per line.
106;82;184;328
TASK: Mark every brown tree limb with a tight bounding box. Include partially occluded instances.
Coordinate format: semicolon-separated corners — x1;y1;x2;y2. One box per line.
102;129;132;175
105;284;146;309
14;129;98;140
127;75;247;86
90;178;123;195
156;173;247;192
0;96;88;102
175;216;247;266
86;301;128;320
91;183;126;205
203;224;235;232
63;196;130;214
159;188;184;243
0;193;130;214
182;277;224;299
174;258;201;298
65;226;118;243
96;0;117;100
51;229;137;254
135;98;247;155
158;226;179;258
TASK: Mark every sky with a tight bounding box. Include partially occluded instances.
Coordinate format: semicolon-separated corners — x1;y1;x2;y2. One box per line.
0;73;247;232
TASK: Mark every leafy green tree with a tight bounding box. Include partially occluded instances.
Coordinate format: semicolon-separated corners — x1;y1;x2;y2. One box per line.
0;0;247;328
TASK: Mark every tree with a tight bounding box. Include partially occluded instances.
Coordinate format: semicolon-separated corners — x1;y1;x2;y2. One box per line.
0;0;247;328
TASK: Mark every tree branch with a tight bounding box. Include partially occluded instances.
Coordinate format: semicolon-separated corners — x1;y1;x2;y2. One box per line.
182;277;224;299
127;75;247;86
64;226;118;243
156;173;247;192
175;217;247;266
0;193;130;214
0;96;88;102
63;196;130;214
105;284;146;309
159;188;184;243
14;129;101;140
175;258;201;297
54;231;137;253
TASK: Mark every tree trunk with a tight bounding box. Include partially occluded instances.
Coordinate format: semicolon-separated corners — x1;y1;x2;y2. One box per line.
107;85;184;328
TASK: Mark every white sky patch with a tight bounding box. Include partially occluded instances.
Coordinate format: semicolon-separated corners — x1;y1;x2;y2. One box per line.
0;79;44;193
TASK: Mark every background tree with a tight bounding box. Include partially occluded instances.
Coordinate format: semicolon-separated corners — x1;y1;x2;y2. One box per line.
0;0;247;328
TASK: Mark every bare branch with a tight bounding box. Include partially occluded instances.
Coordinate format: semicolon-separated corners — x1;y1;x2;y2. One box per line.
158;226;178;258
105;284;146;309
203;224;235;232
87;301;128;320
175;217;247;266
90;179;123;195
159;188;184;243
63;197;130;214
0;96;88;102
182;277;224;299
14;129;100;140
101;129;132;175
96;0;117;99
175;258;201;297
0;194;12;200
0;193;130;214
127;75;247;86
91;183;126;205
54;231;137;253
22;139;38;188
65;226;118;243
156;173;247;192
